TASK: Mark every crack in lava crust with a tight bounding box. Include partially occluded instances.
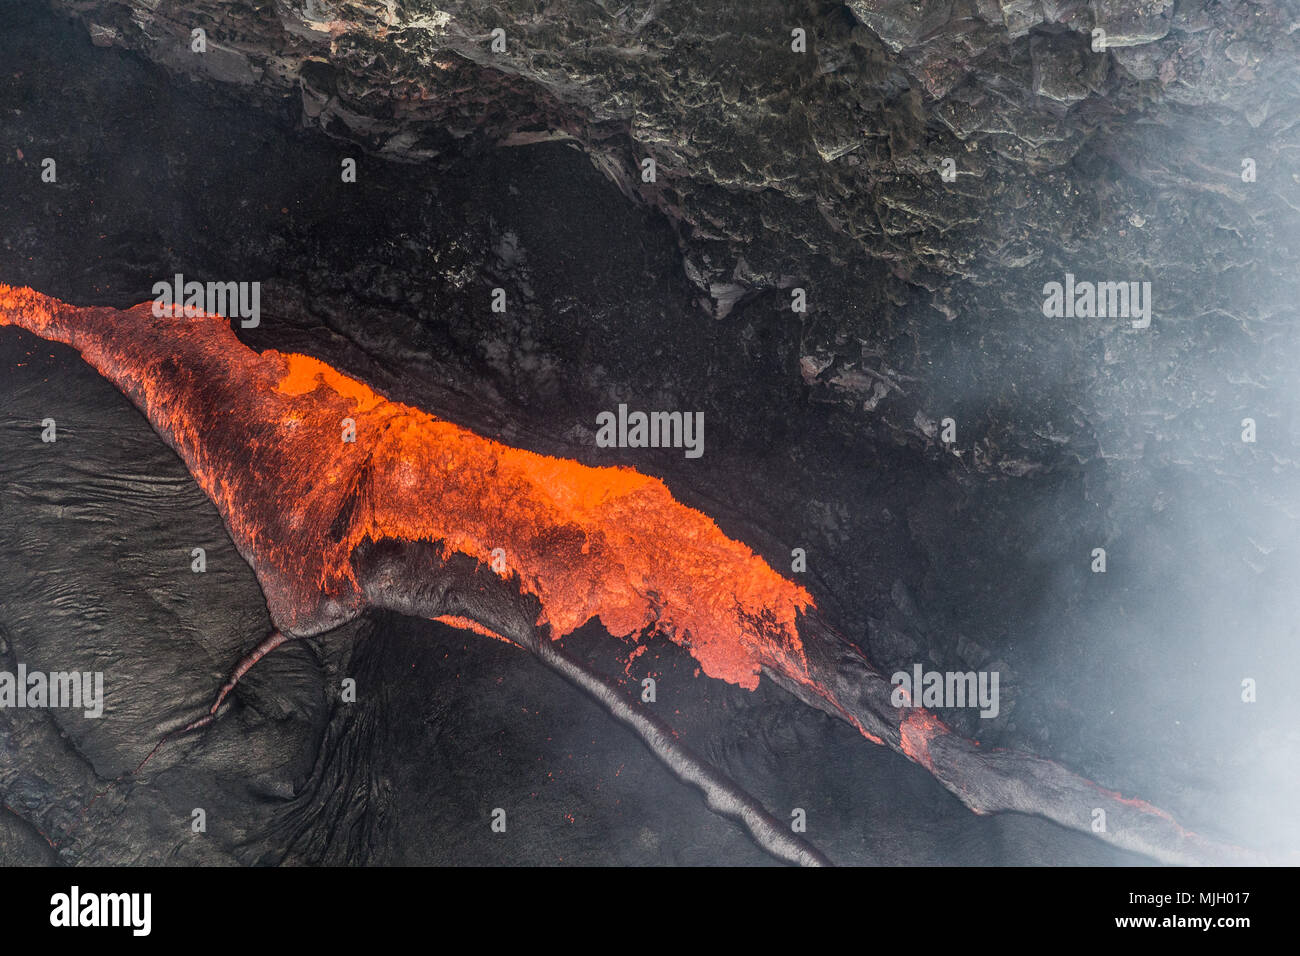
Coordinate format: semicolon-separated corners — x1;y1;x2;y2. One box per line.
0;285;814;688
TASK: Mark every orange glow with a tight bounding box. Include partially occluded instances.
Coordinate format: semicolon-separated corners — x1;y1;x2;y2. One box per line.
0;283;1266;864
0;284;814;692
899;709;945;771
433;615;512;644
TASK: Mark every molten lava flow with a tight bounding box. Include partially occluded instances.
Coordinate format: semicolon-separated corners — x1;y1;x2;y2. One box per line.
431;615;511;644
0;283;1268;866
0;284;813;692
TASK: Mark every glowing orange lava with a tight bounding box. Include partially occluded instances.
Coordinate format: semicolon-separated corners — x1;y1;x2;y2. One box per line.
0;284;813;692
0;283;1268;865
432;615;512;644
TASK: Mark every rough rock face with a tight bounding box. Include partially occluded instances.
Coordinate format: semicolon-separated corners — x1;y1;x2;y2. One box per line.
48;0;1300;483
3;0;1298;861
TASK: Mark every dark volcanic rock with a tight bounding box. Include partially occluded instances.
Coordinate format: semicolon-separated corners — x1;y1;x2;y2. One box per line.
2;0;1298;863
43;0;1300;482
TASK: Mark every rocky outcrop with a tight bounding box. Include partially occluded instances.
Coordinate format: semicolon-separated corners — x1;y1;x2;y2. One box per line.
45;2;1300;492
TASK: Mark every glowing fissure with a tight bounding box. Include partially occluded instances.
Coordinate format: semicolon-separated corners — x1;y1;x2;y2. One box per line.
431;615;511;644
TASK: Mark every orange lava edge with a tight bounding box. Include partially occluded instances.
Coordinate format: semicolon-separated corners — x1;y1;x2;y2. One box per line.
0;284;817;694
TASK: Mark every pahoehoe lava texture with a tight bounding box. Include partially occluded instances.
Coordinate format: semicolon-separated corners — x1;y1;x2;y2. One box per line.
1;0;1297;863
0;280;1270;865
0;330;1148;866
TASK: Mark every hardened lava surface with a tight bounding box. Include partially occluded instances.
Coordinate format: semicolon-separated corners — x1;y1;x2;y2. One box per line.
0;1;1295;863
